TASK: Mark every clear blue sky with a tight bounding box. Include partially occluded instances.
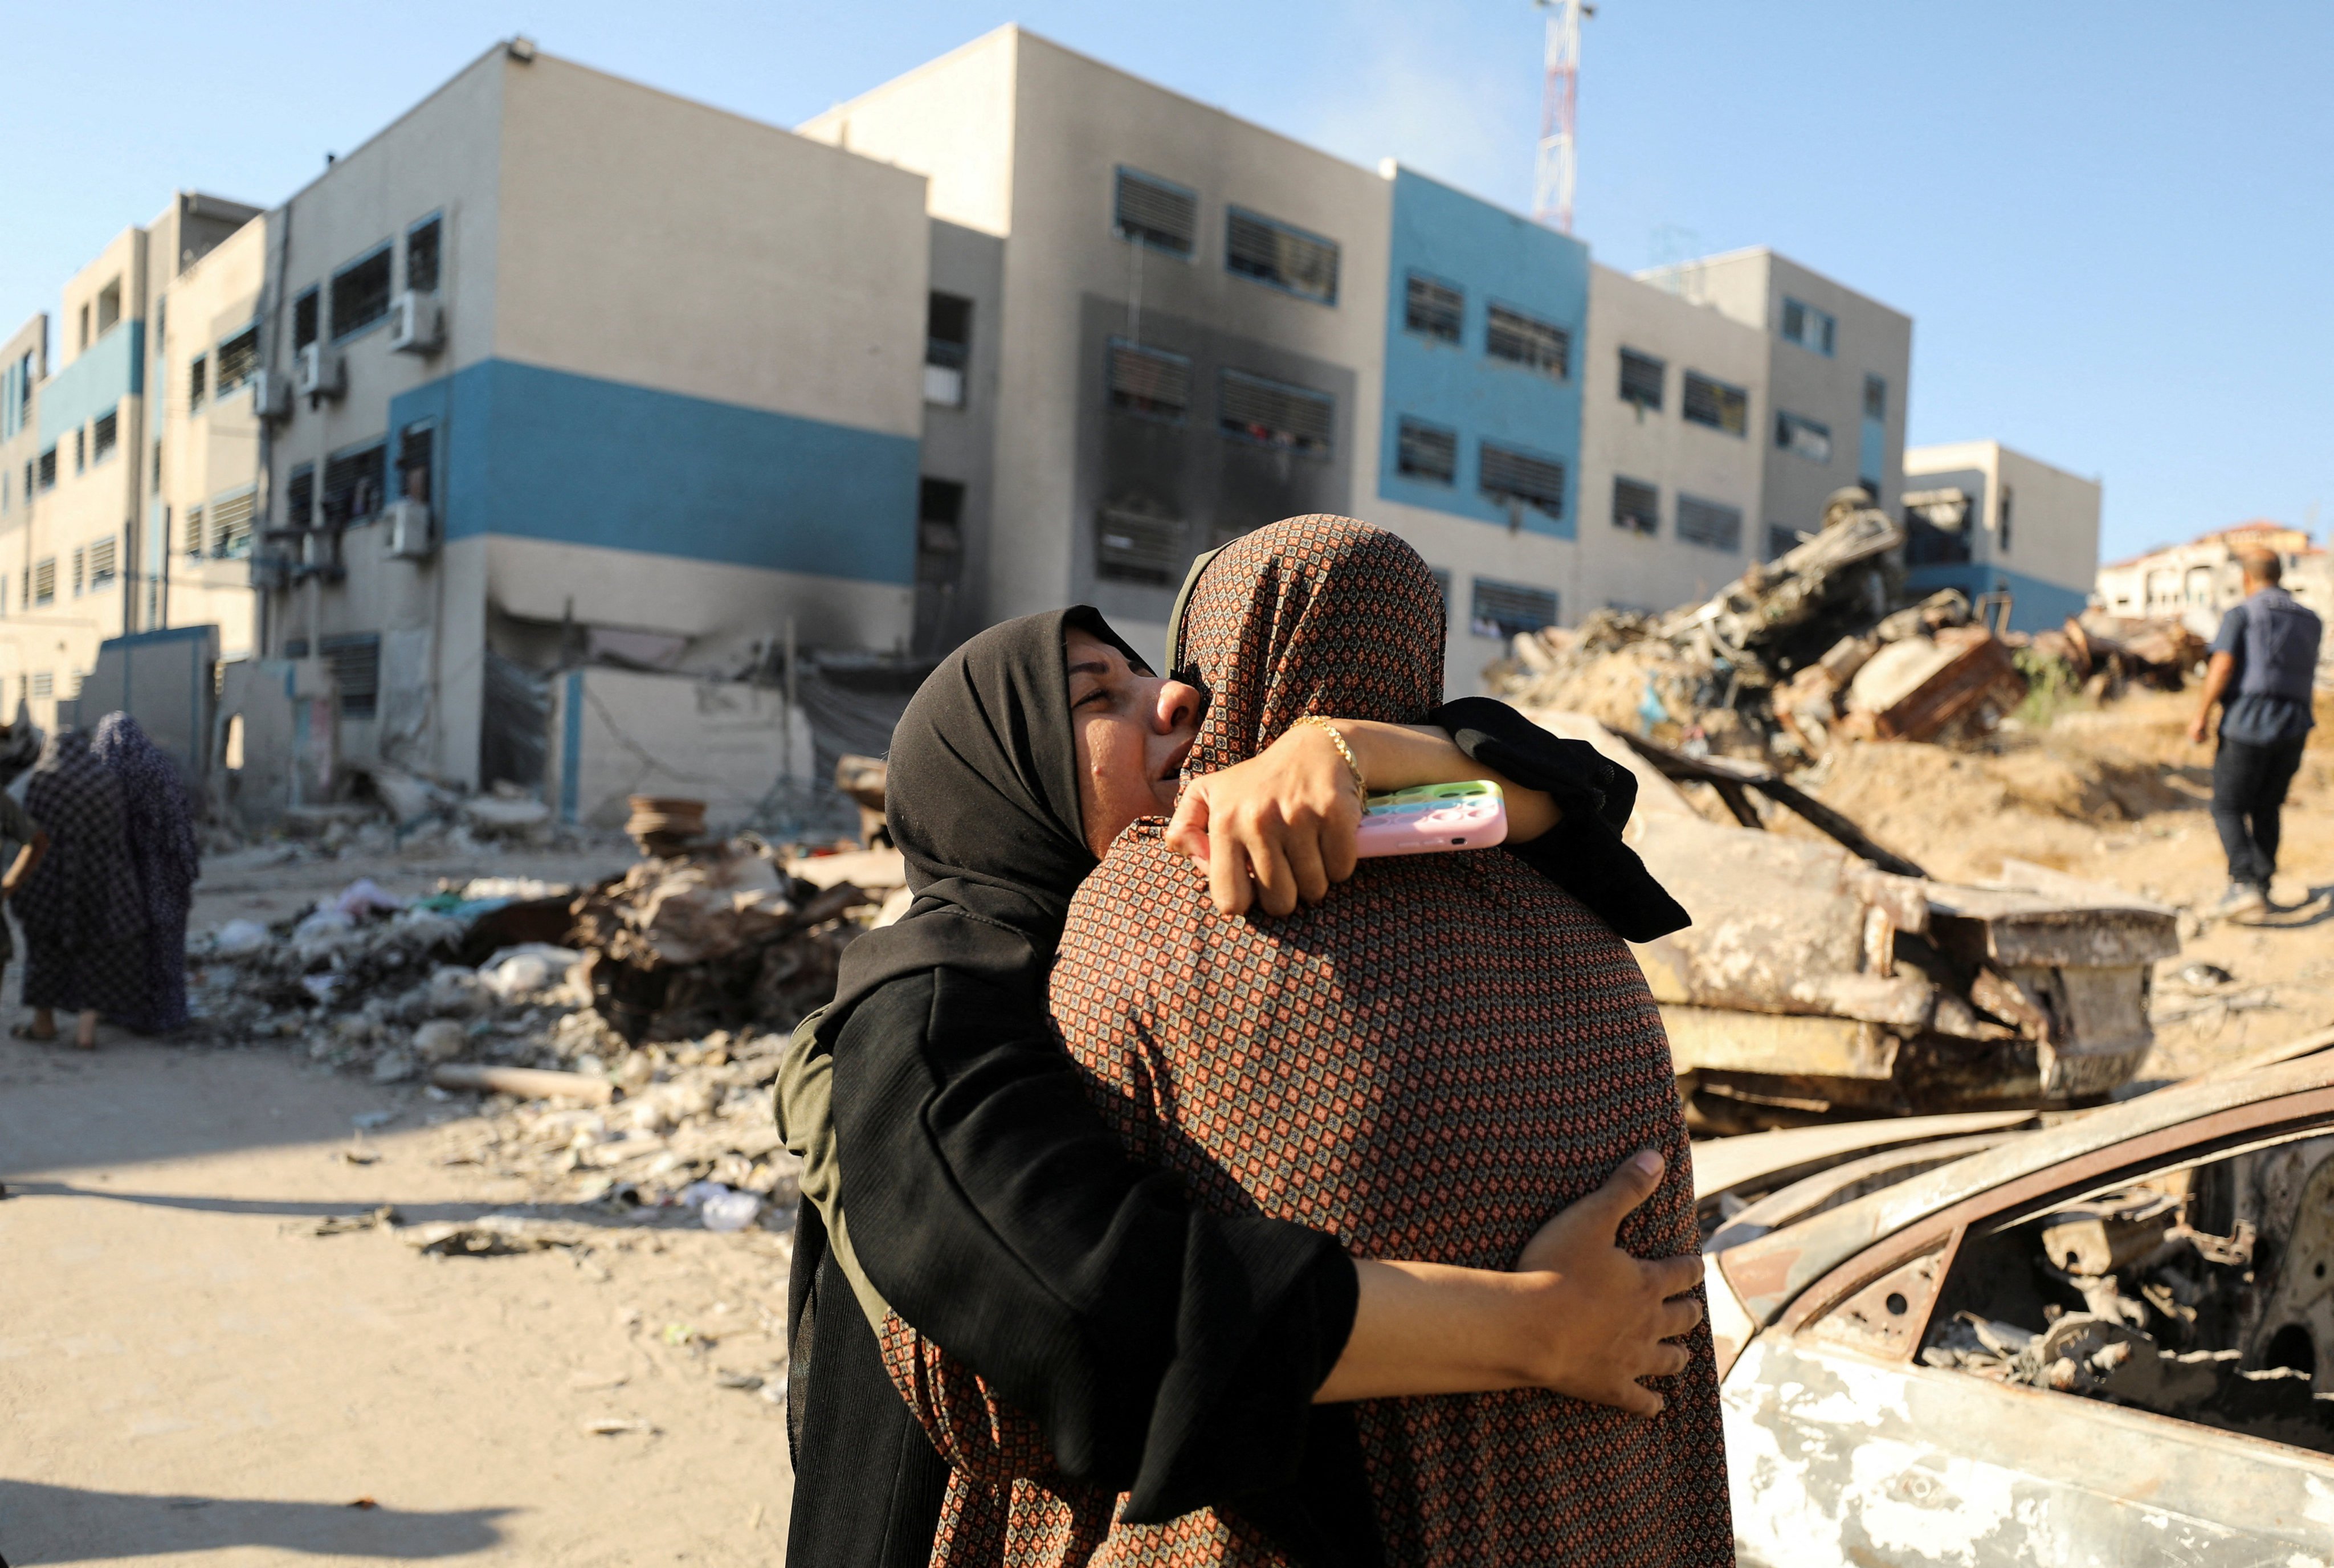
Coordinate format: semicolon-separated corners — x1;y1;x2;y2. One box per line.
7;1;2327;562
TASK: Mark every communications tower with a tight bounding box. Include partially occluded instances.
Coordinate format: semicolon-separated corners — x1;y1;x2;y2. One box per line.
1532;0;1590;232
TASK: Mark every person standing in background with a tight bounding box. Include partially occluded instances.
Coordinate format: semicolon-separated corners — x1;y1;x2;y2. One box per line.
2190;547;2324;921
0;724;52;1038
93;713;203;1034
12;730;146;1050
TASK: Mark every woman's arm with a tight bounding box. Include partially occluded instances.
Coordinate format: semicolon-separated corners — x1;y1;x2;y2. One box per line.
1165;717;1562;916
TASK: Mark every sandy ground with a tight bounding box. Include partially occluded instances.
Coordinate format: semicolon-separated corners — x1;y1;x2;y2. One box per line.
2;843;802;1567
5;697;2329;1564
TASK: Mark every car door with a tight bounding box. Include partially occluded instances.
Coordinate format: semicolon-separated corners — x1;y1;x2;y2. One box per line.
1724;1105;2334;1567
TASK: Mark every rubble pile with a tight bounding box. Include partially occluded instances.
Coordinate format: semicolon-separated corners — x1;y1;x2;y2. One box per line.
190;838;892;1084
1491;488;2210;762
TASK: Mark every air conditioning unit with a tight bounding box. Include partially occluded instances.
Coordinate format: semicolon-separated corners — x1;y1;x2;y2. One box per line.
389;291;444;355
250;370;291;423
382;498;436;559
296;342;345;402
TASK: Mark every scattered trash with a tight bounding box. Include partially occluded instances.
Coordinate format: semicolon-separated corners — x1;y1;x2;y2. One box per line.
715;1370;766;1391
678;1181;764;1232
429;1063;616;1104
581;1416;657;1437
2178;962;2237;989
348;1497;379;1510
401;1214;595;1256
340;1144;382;1166
306;1206;401;1236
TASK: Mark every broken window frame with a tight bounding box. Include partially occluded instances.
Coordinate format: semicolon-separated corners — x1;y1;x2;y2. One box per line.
406;213;443;295
1483;303;1571;380
329;242;395;342
293;287;320;352
1113;166;1198;258
1217;368;1335;458
925;291;973;408
321;442;388;528
1394;416;1458;485
1224;207;1339;306
1775;410;1833;466
1106;339;1192;424
1403;273;1464;344
1682;371;1749;437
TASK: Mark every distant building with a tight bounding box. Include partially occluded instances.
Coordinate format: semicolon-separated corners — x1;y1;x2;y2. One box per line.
0;192;263;734
1900;440;2100;633
2095;521;2328;636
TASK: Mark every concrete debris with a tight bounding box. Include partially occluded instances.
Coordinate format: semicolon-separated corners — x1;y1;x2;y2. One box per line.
1537;715;2182;1127
429;1063;615;1104
402;1214;599;1255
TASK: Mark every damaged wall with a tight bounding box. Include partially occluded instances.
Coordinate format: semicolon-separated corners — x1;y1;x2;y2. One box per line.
546;667;810;834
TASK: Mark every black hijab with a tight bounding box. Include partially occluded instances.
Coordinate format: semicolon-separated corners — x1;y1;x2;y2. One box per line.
819;605;1149;1037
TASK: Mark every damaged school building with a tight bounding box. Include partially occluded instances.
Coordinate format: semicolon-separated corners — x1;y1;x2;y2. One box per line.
0;28;2103;827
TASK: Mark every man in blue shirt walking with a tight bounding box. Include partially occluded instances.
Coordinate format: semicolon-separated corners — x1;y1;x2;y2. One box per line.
2189;548;2322;920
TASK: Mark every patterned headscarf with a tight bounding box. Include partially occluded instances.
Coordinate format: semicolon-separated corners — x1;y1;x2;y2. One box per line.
92;712;201;909
1177;516;1445;781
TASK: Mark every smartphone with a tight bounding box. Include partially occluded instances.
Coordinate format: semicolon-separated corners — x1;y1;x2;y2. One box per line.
1354;779;1508;858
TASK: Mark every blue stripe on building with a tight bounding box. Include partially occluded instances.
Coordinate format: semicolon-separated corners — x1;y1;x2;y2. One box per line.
386;358;919;585
38;322;145;444
1377;168;1588;538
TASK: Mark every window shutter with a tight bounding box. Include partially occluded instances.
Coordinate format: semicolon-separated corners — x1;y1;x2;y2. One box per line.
1217;370;1333;455
1095;507;1185;585
1484;305;1570;378
1478;443;1566;516
1114;169;1198;256
1395;418;1457;484
1612;477;1659;535
1405;275;1463;342
1107;341;1192;421
1676;494;1744;551
1225;209;1339;304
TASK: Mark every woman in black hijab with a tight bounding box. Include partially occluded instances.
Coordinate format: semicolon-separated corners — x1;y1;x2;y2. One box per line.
782;601;1693;1566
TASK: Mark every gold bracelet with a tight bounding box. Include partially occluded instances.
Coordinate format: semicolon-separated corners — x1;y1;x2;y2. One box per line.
1294;715;1368;810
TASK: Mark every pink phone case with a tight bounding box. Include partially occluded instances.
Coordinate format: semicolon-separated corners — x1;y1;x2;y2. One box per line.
1353;791;1508;858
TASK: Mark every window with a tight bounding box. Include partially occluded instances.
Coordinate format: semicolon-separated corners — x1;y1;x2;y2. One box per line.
406;216;442;293
215;328;258;395
152;440;162;485
1471;578;1559;640
188;353;207;411
71;546;85;595
1997;485;2014;554
1860;374;1887;496
1676;494;1744;552
397;423;434;504
293;288;320;352
210;491;255;558
89;536;117;587
1766;523;1801;560
74;428;85;472
1619;348;1665;410
1095;505;1185;585
96;279;122;337
1478;442;1566;519
1484;304;1570;379
1405;273;1463;344
1682;372;1748;436
1225;207;1339;305
36;450;56;491
1613;476;1659;536
1775;411;1833;465
917;478;965;585
925;292;972;408
77;303;89;350
321;443;387;525
1107;340;1191;422
91;411;117;463
330;246;394;339
1218;370;1334;457
31;558;53;605
1780;296;1836;356
321;632;382;720
30;671;51;700
1113;168;1197;257
1395;417;1457;485
1904;488;1973;566
286;464;316;529
1863;374;1887;421
183;504;206;557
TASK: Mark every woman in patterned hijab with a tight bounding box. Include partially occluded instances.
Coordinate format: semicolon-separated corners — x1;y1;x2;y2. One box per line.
883;517;1729;1566
93;712;203;1034
14;729;147;1049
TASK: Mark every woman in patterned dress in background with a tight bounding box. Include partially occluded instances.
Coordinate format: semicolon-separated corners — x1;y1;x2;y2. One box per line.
880;517;1731;1566
12;729;146;1050
92;713;203;1034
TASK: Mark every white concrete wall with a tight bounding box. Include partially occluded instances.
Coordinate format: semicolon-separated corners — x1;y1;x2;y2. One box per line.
1575;262;1769;618
547;665;810;832
154;215;265;659
798;28;1020;239
499;55;929;438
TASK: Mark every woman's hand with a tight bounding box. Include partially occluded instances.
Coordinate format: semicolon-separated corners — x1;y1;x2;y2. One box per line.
1164;720;1563;917
1163;723;1360;918
1315;1151;1704;1412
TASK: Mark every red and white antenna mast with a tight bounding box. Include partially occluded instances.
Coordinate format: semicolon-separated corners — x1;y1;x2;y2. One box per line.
1532;0;1590;232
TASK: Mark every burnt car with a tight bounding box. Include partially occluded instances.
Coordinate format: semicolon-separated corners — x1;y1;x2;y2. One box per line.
1697;1032;2334;1565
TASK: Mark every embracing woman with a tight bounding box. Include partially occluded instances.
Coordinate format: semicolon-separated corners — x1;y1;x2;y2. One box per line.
780;528;1710;1566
